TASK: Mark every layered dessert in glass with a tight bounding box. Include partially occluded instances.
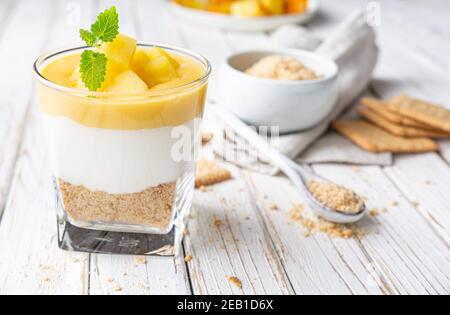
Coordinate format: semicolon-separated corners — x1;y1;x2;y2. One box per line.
33;33;210;255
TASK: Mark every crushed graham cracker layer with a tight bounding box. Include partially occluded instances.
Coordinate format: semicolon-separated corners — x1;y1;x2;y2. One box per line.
58;179;176;229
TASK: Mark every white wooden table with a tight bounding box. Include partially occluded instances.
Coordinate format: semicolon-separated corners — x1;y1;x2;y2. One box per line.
0;0;449;295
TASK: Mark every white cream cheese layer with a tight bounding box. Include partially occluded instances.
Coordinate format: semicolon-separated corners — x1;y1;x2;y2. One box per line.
42;115;200;194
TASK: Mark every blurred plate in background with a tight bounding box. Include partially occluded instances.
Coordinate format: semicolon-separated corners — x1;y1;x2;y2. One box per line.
170;0;320;32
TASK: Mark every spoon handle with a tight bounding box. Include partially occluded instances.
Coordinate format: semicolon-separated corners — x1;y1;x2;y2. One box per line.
212;105;308;191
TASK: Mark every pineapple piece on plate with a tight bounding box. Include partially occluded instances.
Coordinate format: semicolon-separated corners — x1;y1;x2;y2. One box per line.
285;0;308;14
207;0;233;13
104;70;148;94
258;0;284;15
174;0;206;9
132;47;179;87
230;0;265;17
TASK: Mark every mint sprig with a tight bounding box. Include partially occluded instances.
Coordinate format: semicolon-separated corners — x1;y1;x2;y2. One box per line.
90;6;119;42
79;6;119;91
79;29;98;47
80;51;107;92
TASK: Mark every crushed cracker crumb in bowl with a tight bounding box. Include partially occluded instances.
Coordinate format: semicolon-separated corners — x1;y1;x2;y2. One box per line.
219;49;338;134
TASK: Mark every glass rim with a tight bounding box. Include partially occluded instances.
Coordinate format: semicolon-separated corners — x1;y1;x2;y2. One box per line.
33;43;212;98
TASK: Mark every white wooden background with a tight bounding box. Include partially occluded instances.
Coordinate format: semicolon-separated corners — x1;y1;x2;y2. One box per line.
0;0;449;295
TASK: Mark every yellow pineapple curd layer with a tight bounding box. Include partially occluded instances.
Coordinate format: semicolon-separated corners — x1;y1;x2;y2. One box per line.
37;50;207;130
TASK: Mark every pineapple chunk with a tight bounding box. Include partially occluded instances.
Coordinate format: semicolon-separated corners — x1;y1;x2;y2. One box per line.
131;47;179;87
174;0;205;9
207;0;233;14
258;0;284;15
105;70;148;94
70;34;138;91
146;47;179;68
230;0;265;17
285;0;308;14
100;34;136;77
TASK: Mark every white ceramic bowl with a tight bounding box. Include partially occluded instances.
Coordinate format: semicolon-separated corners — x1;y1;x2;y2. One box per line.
218;49;339;134
170;0;320;32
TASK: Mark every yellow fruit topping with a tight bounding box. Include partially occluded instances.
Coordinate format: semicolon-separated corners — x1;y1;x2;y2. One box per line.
69;33;137;90
38;51;207;130
104;70;148;93
69;67;87;90
132;47;180;87
99;33;137;72
258;0;284;15
99;33;137;88
230;0;265;17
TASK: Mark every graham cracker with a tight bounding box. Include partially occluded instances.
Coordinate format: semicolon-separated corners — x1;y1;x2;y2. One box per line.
332;120;438;153
195;160;231;188
360;97;434;129
388;95;450;132
357;106;450;138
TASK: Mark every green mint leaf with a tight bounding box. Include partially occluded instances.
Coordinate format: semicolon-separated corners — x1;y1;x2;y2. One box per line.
79;50;107;91
79;29;98;47
90;6;119;42
77;6;119;91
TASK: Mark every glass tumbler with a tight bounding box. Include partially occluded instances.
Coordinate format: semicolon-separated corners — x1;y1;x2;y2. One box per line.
33;44;210;256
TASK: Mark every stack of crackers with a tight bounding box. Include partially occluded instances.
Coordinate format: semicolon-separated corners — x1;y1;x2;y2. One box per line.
333;95;450;153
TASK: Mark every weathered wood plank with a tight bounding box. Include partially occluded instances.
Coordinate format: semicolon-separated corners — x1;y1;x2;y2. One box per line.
0;0;96;295
0;104;89;295
0;0;56;219
89;254;191;295
244;171;388;295
185;162;293;294
312;163;450;294
383;154;450;243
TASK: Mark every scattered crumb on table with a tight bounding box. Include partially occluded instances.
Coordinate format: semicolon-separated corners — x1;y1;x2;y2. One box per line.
134;256;146;265
201;132;213;144
213;219;223;227
227;276;242;289
289;203;356;239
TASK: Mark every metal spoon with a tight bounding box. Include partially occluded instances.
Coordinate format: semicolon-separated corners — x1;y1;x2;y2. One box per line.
213;106;367;223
